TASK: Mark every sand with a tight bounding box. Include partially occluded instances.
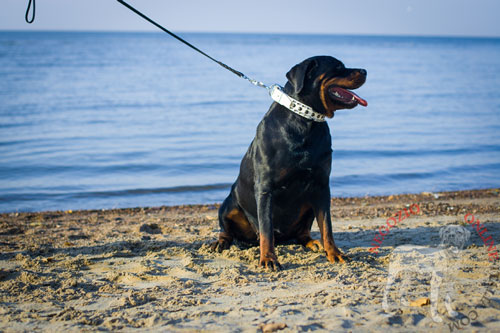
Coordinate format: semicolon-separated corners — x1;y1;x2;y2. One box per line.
1;189;499;332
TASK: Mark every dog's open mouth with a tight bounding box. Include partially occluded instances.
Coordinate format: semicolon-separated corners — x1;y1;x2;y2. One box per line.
328;87;368;107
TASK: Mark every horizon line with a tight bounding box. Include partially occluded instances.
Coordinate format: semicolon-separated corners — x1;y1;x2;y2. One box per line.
1;29;500;40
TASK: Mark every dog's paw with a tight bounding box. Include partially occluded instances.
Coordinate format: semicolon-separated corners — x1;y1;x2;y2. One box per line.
259;253;283;271
305;239;323;252
210;239;231;253
326;250;347;263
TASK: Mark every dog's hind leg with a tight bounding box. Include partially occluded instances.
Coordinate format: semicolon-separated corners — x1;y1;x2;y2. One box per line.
211;195;235;253
210;193;256;253
301;237;323;252
295;209;323;252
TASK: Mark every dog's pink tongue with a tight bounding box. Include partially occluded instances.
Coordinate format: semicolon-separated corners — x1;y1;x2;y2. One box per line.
351;90;368;107
331;87;368;107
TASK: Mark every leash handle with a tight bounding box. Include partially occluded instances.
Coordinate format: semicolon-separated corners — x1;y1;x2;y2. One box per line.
116;0;269;90
25;0;35;23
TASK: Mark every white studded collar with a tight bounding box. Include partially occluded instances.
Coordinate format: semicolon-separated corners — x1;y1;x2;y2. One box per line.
269;85;325;122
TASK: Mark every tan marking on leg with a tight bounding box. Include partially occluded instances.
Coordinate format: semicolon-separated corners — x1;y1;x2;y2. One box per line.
227;208;255;240
259;233;281;270
316;211;345;263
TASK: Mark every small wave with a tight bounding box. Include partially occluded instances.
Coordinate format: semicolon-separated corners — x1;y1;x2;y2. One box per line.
334;144;500;159
181;99;259;108
333;161;500;186
72;183;232;198
0;183;232;203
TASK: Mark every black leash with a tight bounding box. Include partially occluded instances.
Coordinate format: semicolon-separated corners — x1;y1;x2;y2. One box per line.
23;0;269;90
20;1;351;122
25;0;35;24
118;0;243;78
116;0;269;90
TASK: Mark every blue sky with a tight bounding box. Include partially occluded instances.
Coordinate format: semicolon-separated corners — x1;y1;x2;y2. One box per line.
1;0;500;37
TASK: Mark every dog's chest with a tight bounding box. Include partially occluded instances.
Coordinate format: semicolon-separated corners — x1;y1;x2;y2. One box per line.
274;165;326;197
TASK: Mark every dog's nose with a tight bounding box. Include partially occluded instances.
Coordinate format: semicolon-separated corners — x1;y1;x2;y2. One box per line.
359;69;367;76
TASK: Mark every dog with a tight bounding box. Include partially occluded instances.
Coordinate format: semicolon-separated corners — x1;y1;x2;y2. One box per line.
210;56;367;270
382;225;471;322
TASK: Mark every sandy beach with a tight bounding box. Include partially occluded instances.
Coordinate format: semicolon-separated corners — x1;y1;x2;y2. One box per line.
1;189;499;332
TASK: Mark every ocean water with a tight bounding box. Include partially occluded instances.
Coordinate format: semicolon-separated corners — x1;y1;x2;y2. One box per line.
1;31;499;213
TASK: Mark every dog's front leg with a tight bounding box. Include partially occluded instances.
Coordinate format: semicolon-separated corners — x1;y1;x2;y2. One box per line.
257;190;282;271
314;205;345;263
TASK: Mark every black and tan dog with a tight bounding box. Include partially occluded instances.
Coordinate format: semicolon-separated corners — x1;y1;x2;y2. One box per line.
211;56;367;270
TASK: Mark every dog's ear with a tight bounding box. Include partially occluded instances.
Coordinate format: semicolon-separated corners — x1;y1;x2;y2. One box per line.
286;58;318;95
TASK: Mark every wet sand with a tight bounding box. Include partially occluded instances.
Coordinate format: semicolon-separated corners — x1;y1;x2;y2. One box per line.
1;189;499;332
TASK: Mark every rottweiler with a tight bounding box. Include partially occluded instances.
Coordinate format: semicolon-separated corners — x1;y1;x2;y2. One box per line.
211;56;367;270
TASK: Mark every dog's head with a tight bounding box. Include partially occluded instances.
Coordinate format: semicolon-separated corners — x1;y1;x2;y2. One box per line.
439;225;471;253
284;56;367;118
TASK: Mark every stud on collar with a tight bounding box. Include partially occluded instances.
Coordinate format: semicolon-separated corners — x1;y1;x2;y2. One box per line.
269;85;325;122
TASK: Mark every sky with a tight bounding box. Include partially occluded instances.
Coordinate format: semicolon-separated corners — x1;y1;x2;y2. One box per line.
1;0;500;37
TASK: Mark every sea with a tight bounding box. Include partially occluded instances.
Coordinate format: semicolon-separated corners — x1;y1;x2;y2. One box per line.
1;31;499;213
